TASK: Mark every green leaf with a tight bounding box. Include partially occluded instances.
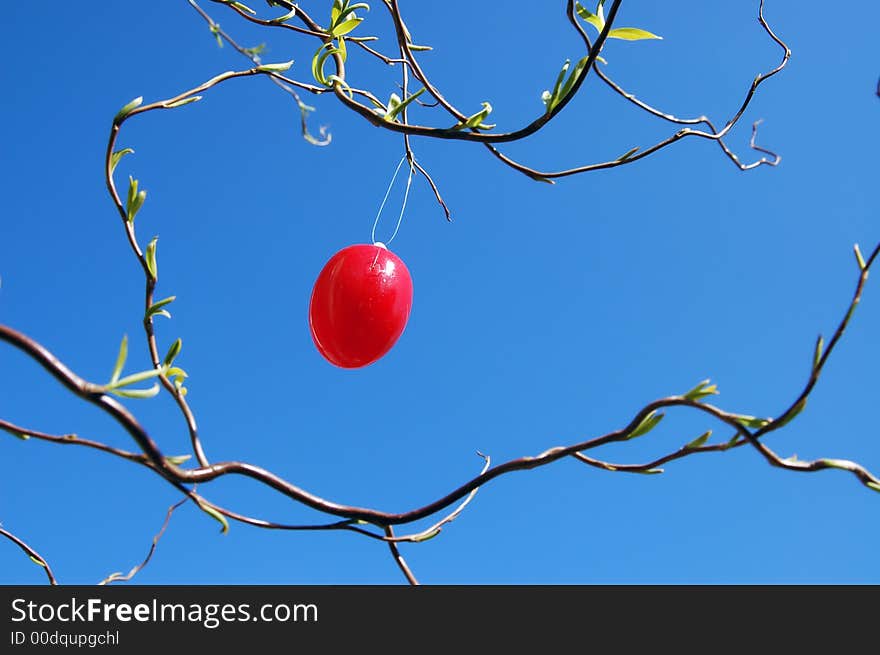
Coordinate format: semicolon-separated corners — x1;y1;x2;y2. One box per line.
126;176;147;223
130;190;147;222
103;356;164;398
256;60;294;73
110;335;129;385
634;468;663;475
126;177;144;223
467;102;493;127
685;430;712;450
146;296;176;319
231;1;256;14
735;415;771;429
114;96;143;123
543;56;589;113
197;501;229;534
724;432;742;450
556;55;589;107
164;96;202;109
607;27;663;41
110;384;160;399
164;338;182;368
145;237;158;280
312;43;343;85
331;17;362;37
627;411;664;439
336;34;348;63
772;398;807;430
110;148;134;175
867;481;880;493
575;3;661;42
617;147;639;162
575;1;604;31
133;190;147;221
813;335;824;370
9;431;30;441
454;102;495;130
169;370;188;392
111;367;163;389
331;0;369;30
328;44;346;66
164;454;192;466
166;367;189;389
325;75;351;97
312;43;329;84
242;43;266;57
683;379;719;402
270;8;297;23
854;243;866;271
547;59;571;110
29;555;47;568
383;87;426;122
725;434;742;448
412;528;441;543
210;24;223;48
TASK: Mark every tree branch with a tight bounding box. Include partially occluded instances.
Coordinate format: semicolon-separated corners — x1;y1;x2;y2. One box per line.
3;241;878;531
0;526;58;585
98;496;189;585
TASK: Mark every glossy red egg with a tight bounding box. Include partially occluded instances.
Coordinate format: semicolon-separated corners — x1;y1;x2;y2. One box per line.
309;243;413;369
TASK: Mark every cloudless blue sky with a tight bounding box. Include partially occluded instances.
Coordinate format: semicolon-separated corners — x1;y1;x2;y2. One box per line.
1;1;879;584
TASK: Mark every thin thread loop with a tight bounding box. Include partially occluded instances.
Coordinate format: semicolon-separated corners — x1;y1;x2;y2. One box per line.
371;154;415;246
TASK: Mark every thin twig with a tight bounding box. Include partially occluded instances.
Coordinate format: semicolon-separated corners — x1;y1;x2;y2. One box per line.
387;453;491;543
188;0;332;145
384;526;419;585
205;0;790;184
99;496;189;585
0;526;58;584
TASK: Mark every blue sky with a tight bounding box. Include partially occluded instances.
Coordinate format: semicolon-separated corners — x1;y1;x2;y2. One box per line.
1;1;879;584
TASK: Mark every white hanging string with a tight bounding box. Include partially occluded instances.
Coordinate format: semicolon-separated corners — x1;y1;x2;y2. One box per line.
371;154;415;247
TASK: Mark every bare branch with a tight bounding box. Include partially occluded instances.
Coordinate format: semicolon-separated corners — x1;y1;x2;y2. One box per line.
99;496;189;585
384;526;419;585
388;453;491;543
3;236;878;530
0;526;57;584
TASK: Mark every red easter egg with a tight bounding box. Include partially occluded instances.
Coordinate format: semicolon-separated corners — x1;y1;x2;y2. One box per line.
309;243;413;368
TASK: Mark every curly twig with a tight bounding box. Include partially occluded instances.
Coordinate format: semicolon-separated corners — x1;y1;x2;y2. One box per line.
98;496;189;585
189;0;792;195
